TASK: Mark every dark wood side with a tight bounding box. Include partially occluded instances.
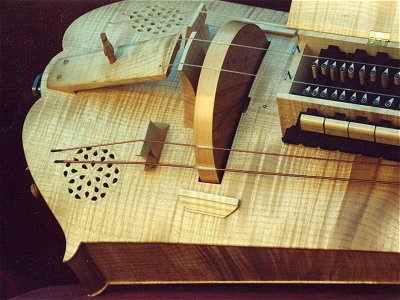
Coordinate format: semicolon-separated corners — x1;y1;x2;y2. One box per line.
67;242;400;295
67;244;107;296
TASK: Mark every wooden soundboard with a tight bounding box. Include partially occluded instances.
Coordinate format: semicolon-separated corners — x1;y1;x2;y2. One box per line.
23;0;399;296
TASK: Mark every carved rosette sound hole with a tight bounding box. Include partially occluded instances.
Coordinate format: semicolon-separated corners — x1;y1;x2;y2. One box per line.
125;5;184;34
63;148;119;201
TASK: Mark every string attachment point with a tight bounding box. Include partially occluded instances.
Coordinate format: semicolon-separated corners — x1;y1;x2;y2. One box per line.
101;32;116;64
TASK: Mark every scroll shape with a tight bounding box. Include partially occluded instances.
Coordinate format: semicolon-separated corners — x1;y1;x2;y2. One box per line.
178;189;239;218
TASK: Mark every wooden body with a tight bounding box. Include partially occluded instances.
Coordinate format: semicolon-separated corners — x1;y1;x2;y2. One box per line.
22;0;400;296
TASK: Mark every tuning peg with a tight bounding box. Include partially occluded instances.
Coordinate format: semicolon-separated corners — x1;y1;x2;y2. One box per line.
359;65;366;85
350;92;357;102
370;66;377;82
320;88;328;98
311;86;319;96
339;62;346;83
381;68;389;89
303;86;311;96
348;63;355;79
385;98;394;108
331;89;338;100
329;61;337;81
311;59;319;79
339;90;346;101
32;73;42;96
372;96;381;106
101;32;116;64
321;60;329;76
360;93;368;104
394;72;400;86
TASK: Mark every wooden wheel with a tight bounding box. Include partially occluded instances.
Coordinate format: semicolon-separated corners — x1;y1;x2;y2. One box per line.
193;21;269;183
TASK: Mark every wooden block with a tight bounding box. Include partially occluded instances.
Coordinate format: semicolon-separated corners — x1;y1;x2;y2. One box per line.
300;115;325;134
178;189;239;218
256;22;297;37
298;112;400;146
135;120;170;170
277;93;400;134
47;34;181;93
348;123;375;142
375;126;400;146
288;0;399;43
324;118;349;138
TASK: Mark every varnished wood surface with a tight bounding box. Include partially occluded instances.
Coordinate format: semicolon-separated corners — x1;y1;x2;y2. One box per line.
70;242;400;295
47;33;181;93
193;21;268;183
22;0;400;294
288;0;400;43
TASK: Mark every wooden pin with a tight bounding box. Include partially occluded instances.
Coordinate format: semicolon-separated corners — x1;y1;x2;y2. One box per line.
339;62;346;83
101;32;116;64
311;59;319;79
30;183;41;199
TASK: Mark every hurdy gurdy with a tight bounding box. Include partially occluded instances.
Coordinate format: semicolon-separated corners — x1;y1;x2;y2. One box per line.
23;0;400;295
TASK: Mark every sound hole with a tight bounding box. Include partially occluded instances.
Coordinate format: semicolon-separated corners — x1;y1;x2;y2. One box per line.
63;148;120;201
125;4;183;34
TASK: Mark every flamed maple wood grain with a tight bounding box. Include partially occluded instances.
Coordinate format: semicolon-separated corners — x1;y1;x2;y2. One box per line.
287;0;400;43
47;34;181;93
22;0;400;296
70;243;400;295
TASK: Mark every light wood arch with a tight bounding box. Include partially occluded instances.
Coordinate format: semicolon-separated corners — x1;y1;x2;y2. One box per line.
193;21;269;183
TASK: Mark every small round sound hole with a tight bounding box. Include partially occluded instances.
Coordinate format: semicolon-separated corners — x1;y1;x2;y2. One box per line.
63;148;119;201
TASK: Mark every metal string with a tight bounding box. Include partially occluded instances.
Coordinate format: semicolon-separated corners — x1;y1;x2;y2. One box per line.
54;159;400;186
113;9;400;70
52;7;399;185
51;139;399;168
174;62;400;99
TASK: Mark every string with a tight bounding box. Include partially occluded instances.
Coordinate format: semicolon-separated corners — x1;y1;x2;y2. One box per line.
113;9;400;70
54;159;400;186
174;62;400;99
51;8;400;186
185;35;399;70
51;139;399;168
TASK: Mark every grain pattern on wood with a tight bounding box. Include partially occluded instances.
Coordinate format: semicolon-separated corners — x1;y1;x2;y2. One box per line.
178;189;239;218
22;0;400;296
193;20;268;183
178;30;209;128
135;120;170;171
47;34;181;93
69;242;400;296
297;31;400;58
288;0;400;43
375;127;400;146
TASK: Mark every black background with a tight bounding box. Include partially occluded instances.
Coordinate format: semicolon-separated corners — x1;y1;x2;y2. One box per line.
0;0;398;299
